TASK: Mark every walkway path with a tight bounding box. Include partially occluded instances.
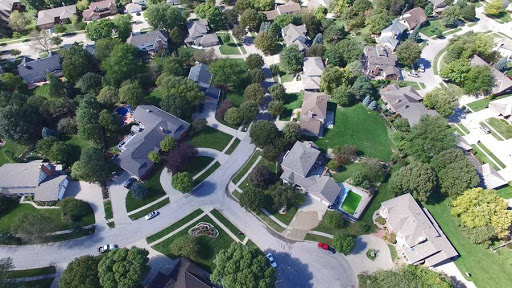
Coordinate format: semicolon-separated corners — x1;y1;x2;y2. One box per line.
192;103;245;138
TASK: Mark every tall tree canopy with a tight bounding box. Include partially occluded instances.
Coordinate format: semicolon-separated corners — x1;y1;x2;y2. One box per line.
60;255;101;288
145;3;185;31
389;162;438;202
71;147;111;183
360;265;453;288
102;43;142;86
98;246;150;288
61;45;94;83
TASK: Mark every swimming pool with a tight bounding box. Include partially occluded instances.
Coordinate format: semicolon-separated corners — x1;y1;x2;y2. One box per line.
116;106;128;117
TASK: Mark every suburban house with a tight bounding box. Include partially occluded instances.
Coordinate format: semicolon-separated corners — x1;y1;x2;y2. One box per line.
380;84;438;125
379;193;459;267
470;55;512;96
300;91;328;137
302;57;325;91
377;19;408;51
36;5;76;29
188;63;220;104
82;0;117;21
428;0;447;15
127;30;168;54
282;24;309;51
362;45;400;80
148;257;219;288
0;0;21;28
398;7;428;30
479;163;508;189
0;162;70;202
264;0;302;21
489;96;512;119
303;0;330;10
17;51;62;87
281;141;342;206
125;3;142;14
114;105;190;179
184;19;219;48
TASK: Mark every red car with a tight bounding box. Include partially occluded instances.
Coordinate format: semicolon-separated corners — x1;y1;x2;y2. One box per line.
318;242;335;254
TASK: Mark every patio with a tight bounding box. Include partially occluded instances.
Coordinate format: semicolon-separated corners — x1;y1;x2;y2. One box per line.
334;182;372;221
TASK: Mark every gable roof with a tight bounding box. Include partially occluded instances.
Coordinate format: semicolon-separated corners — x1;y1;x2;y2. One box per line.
429;0;447;8
82;0;116;19
114;105;190;178
281;141;320;177
303;57;325;76
307;0;331;10
277;0;301;14
282;24;308;46
378;19;407;50
489;96;512;117
17;52;62;84
185;20;209;43
308;176;341;204
380;84;437;125
400;7;428;30
188;63;212;89
470;55;512;95
380;193;459;267
364;45;399;76
301;76;321;90
301;91;328;119
197;33;219;46
127;30;168;48
479;163;508;189
148;258;217;288
36;5;76;26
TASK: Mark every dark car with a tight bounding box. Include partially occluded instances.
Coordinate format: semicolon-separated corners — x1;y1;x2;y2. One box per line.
318;242;335;254
124;177;137;189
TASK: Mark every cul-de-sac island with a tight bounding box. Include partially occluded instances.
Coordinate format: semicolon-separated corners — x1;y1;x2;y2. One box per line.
0;0;511;287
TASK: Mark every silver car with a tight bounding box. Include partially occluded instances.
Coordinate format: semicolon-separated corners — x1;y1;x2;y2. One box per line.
145;211;159;220
266;253;277;268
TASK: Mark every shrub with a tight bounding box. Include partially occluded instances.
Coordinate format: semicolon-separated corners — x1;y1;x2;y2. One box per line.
172;172;193;193
58;198;90;223
332;232;356;254
366;249;378;260
130;183;148;200
170;235;199;259
375;216;386;225
224;107;243;125
327;159;339;171
248;166;273;189
323;211;345;228
384;232;396;244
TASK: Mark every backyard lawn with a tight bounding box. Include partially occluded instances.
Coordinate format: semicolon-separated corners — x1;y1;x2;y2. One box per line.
152;215;236;272
313;105;394;161
217;33;246;55
183;156;214;177
333;163;364;183
426;199;512;288
341;190;362;215
32;84;51;99
126;166;167;212
225;88;245;107
467;94;512;112
188;126;233;151
280;93;303;121
0;140;30;166
146;87;164;107
487;117;512;139
419;19;447;37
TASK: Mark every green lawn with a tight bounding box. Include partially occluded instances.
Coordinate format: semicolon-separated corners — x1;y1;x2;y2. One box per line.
451;123;470;135
104;200;113;220
0;202;94;233
217;33;244;55
443;27;462;36
268;206;298;225
7;266;55;279
193;161;220;186
0;140;30;166
187;126;233;151
390;80;424;90
280;93;303;121
63;134;92;162
471;144;501;170
480;121;503;141
146;209;203;243
183;156;214;177
467;94;512;112
496;11;511;23
32;84;51;99
487;118;512;139
304;233;332;245
497;184;512;198
232;190;285;233
477;142;506;168
341;190;362;215
278;70;294;83
152;215;236;272
125;166;167;212
146;87;164;107
8;278;54;288
225;138;240;155
426;199;512;288
419;19;447;37
210;209;244;240
333;163;364;183
388;244;398;261
129;197;170;220
232;151;260;184
433;46;448;75
225;88;245;107
313;105;394;161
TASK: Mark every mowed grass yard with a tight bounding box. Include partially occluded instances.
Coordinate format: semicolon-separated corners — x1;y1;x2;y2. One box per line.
487;117;512;139
217;33;246;55
126;166;167;212
0;140;30;166
341;190;362;215
466;94;512;112
152;215;235;272
426;199;512;288
187;126;233;152
419;19;447;37
313;105;394;161
182;156;214;177
280;93;303;121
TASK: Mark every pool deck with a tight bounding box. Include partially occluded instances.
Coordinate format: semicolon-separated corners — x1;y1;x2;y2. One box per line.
336;182;372;221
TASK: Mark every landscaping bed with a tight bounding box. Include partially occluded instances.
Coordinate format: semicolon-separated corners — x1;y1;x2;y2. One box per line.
188;126;233;151
104;200;113;220
146;209;203;243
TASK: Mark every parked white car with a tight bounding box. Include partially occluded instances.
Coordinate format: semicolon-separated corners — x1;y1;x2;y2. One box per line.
266;253;277;268
145;211;159;220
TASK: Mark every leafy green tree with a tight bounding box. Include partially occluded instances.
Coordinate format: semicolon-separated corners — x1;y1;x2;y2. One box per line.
112;14;133;41
244;83;265;103
485;0;503;16
431;149;479;198
404;116;455;162
211;243;276;288
240;101;259;122
240;8;263;31
77;72;103;95
340;0;370;30
0;258;13;286
145;3;185;31
250;120;279;148
60;255;101;288
0;73;27;92
98;247;150;288
224;107;243;125
249;165;273;189
232;25;247;41
269;83;285;101
440;59;471;86
306;44;326;57
94;38;123;64
11;211;56;242
58;198;90;223
224;9;238;28
172;172;194;193
48;73;66;97
365;8;391;34
86;18;115;40
99;109;120;133
234;0;252;15
160;135;175;152
130;182;148;199
332;232;355;254
252;0;274;10
389;162;438;202
282;122;301;142
268;100;283;118
461;4;476;20
444;32;495;64
396;40;422;68
209;59;248;88
323;211;345;228
36;136;58;157
148;151;162;163
425;3;434;15
50;36;63;46
159;76;204;118
441;6;460;27
280;45;303;74
320;66;354;94
393;118;410;133
61;46;94;83
195;0;224;30
246;54;265;70
48;141;74;165
102;44;142;86
58;117;78;134
423;86;459;117
97;86;119;105
452;188;512;237
249;69;265;84
323;24;345;46
350;75;375;101
239;185;265;211
9;11;31;32
119;81;145;107
254;31;277;55
269;182;302;209
324;38;363;67
71;147;111;183
463;65;495;95
0;104;42;143
360;265;452;288
170;235;199;259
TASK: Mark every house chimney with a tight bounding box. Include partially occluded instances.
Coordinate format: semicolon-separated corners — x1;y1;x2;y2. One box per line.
159;127;165;133
145;109;152;113
308;111;314;118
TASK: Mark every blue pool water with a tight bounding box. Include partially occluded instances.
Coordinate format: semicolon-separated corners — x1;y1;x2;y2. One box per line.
336;184;349;210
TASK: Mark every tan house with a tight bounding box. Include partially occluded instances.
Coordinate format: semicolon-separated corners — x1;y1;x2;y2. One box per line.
380;85;437;125
36;5;76;29
399;7;428;30
302;57;324;91
264;0;301;21
82;0;117;21
362;45;399;80
379;193;459;267
300;91;328;137
282;23;309;51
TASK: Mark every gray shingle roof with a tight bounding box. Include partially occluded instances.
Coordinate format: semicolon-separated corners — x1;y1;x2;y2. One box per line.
36;5;76;26
378;20;407;50
17;52;62;84
380;84;438;125
308;176;341;204
127;30;168;50
114;105;190;178
303;57;324;76
281;141;320;177
470;55;512;95
188;63;212;89
185;20;210;44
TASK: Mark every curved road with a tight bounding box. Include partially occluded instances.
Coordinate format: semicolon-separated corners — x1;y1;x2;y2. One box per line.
0;135;358;288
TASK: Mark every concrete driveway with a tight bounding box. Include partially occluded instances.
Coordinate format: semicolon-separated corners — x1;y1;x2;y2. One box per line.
345;235;394;275
65;181;107;230
108;172;133;226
